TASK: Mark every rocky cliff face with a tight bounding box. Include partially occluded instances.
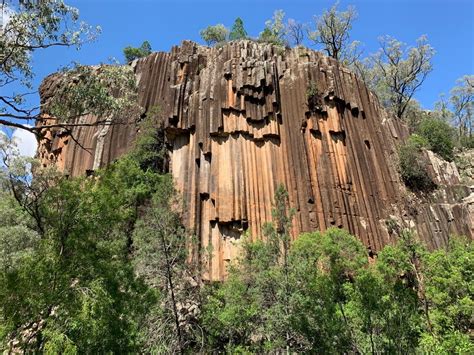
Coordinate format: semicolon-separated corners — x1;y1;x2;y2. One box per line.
38;40;473;280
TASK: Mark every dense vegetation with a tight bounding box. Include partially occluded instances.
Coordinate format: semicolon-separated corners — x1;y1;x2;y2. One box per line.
1;132;472;353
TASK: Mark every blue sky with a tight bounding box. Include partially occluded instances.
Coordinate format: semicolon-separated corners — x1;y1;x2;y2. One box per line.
4;0;474;155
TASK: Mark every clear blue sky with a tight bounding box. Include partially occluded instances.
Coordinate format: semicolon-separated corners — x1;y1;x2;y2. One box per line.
22;0;474;111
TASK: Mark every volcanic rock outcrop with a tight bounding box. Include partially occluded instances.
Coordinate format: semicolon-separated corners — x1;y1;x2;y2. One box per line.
38;40;473;280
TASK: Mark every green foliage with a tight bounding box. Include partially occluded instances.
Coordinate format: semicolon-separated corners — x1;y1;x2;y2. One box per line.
419;236;474;353
203;184;296;352
0;133;163;352
401;99;430;133
0;191;39;271
47;63;140;123
460;134;474;148
450;75;473;144
132;176;202;353
0;0;107;134
416;117;455;161
203;224;473;353
355;36;434;119
399;134;435;191
306;80;323;113
0;155;165;352
1;126;472;353
229;17;247;41
130;106;168;173
308;2;361;65
0;0;99;89
259;10;287;46
123;40;152;62
200;24;229;46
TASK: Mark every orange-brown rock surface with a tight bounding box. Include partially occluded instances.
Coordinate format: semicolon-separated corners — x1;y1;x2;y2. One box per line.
38;41;473;280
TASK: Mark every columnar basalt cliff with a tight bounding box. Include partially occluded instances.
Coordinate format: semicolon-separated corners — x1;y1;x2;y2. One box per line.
38;41;473;280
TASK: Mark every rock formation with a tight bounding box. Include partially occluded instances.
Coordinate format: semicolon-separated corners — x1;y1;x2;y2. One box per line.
38;40;473;280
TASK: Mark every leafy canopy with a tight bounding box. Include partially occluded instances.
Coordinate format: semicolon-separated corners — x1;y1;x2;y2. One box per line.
200;24;229;46
308;2;361;65
123;40;152;62
229;17;247;41
355;35;435;119
259;10;287;46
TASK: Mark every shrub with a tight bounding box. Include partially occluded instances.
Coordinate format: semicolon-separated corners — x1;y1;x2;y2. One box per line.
399;135;436;191
416;118;455;161
306;81;323;113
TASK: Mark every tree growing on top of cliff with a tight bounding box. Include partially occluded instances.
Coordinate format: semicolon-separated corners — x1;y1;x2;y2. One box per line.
123;40;152;62
307;2;362;65
200;24;229;46
355;35;435;120
259;10;287;46
229;17;248;41
286;19;305;46
0;0;139;140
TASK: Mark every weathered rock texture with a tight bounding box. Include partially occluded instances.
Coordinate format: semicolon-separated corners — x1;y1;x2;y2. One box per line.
38;41;473;280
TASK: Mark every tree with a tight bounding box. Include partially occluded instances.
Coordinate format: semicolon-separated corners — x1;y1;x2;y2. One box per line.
0;140;159;351
285;19;305;46
398;134;435;191
289;228;368;353
0;1;138;139
307;2;361;65
200;24;229;46
356;35;435;119
350;230;423;353
202;185;296;352
417;117;455;161
229;17;247;41
402;99;430;133
259;10;287;46
123;40;152;62
450;75;473;142
40;64;139;133
420;236;474;353
133;179;202;353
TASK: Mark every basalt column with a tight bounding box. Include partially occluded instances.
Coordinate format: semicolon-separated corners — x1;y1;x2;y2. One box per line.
38;41;473;281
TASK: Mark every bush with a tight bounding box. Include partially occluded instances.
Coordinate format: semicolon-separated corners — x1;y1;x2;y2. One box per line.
416;118;455;161
399;135;436;191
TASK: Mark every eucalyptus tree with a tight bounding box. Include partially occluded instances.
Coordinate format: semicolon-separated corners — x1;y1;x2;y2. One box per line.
307;2;361;65
200;24;229;46
450;75;473;140
286;19;305;46
355;35;435;119
259;10;287;46
0;0;139;139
